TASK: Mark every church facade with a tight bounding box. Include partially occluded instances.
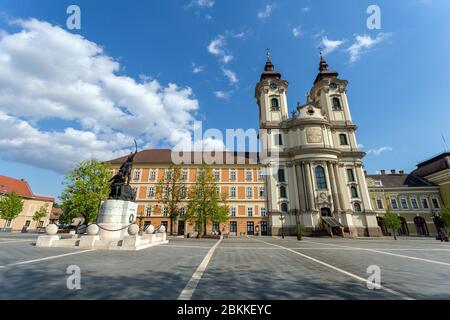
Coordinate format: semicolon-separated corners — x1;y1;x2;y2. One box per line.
257;54;381;237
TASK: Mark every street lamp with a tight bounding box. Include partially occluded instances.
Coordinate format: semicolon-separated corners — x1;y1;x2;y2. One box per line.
280;212;285;239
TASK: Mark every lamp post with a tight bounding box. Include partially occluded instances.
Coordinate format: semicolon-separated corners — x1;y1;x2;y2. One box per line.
280;212;285;239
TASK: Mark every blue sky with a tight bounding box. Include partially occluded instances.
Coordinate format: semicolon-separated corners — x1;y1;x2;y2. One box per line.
0;0;449;199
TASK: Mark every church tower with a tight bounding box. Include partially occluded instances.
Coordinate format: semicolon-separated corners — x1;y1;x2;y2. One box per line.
256;51;382;237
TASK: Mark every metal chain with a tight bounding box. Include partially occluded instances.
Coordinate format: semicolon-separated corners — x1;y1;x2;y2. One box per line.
93;223;134;232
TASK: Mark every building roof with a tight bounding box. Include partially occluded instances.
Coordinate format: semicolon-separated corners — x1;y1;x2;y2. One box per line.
366;173;437;188
108;149;261;165
411;152;450;177
313;55;339;85
260;56;282;82
0;175;54;201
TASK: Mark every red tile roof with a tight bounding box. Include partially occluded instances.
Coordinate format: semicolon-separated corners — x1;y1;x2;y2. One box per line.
0;175;54;201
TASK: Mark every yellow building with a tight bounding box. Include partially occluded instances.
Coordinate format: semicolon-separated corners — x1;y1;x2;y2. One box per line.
0;175;54;231
366;170;443;237
411;152;450;207
109;150;269;236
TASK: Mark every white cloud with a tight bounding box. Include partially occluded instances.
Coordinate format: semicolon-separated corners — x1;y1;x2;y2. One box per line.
222;67;238;85
207;35;233;63
0;19;202;173
302;7;311;12
192;62;205;74
214;91;231;99
292;26;303;37
347;33;392;63
321;36;345;55
367;146;393;156
187;0;214;9
257;5;273;19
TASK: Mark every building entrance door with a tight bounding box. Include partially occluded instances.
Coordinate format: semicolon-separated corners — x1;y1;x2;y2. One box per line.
261;221;268;235
178;220;185;236
247;221;255;235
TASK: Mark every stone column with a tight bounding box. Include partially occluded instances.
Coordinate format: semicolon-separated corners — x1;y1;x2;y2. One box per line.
304;162;315;210
333;163;347;211
327;162;341;213
295;163;307;213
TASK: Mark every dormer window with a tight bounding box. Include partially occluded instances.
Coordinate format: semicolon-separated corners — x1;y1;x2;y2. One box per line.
332;97;342;110
271;98;280;110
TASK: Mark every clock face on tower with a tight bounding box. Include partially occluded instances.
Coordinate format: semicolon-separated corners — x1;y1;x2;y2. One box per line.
269;83;278;90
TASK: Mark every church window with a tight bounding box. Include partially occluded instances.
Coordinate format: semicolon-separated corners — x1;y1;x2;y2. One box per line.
400;198;408;209
347;169;355;182
376;199;384;209
280;186;287;198
271;98;280;110
421;198;429;209
281;203;288;213
332;97;342;110
278;169;286;182
275;134;283;146
411;198;419;209
354;203;362;212
339;134;349;145
351;186;359;198
315;166;327;190
432;198;440;209
390;198;398;210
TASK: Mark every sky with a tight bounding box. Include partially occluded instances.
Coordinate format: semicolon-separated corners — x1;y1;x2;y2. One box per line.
0;0;449;200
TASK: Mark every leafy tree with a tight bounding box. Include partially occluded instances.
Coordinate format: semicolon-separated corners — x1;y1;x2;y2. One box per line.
0;192;24;228
383;211;402;240
442;206;450;235
156;166;187;235
33;204;49;227
185;164;229;237
60;160;111;228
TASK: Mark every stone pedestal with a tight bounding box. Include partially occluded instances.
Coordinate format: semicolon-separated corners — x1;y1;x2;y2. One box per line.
97;200;137;239
36;235;60;247
78;235;100;248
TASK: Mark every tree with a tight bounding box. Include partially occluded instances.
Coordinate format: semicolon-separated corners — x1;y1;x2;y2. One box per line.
442;206;450;236
383;211;402;240
155;166;186;235
33;204;49;228
60;160;111;228
185;164;229;237
0;192;24;228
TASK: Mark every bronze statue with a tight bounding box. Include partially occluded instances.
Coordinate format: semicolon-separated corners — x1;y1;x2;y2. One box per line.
108;140;138;201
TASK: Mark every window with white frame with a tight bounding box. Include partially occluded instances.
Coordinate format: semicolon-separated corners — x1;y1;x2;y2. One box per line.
247;207;253;217
150;170;156;181
180;186;187;198
215;187;220;196
230;207;236;217
230;170;236;181
261;207;267;216
376;198;383;210
259;187;265;197
165;171;172;180
132;187;138;195
400;198;408;209
258;169;264;181
230;187;236;198
246;187;253;198
421;198;429;209
179;207;185;216
390;198;398;210
145;206;152;217
214;171;220;181
134;170;141;180
162;207;168;216
246;171;252;181
181;170;188;181
147;187;155;197
411;198;419;209
432;198;440;209
164;187;170;197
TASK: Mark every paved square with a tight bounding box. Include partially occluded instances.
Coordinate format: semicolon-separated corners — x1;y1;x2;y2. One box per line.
1;233;449;300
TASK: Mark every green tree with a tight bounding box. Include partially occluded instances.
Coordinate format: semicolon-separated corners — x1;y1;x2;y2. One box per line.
383;211;402;240
60;160;111;228
156;166;187;235
442;206;450;235
185;164;229;237
0;192;24;228
33;203;49;227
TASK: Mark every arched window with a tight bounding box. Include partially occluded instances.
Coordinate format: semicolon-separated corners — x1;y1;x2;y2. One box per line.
280;186;287;198
354;203;362;212
277;169;285;182
351;186;359;198
332;97;342;110
271;98;280;110
315;166;327;190
281;202;288;213
339;134;348;145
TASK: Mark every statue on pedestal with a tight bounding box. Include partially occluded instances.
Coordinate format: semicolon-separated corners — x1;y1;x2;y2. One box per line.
108;140;138;201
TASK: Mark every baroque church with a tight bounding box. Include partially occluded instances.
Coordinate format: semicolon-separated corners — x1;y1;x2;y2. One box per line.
257;52;382;237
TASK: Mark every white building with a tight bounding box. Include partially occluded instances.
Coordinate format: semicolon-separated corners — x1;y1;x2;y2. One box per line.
256;53;381;237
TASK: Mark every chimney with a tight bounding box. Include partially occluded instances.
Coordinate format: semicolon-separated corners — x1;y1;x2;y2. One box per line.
391;169;396;174
380;170;386;175
399;170;405;174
